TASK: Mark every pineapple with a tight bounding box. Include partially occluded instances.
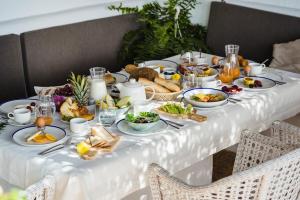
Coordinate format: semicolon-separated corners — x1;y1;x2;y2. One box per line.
68;72;89;107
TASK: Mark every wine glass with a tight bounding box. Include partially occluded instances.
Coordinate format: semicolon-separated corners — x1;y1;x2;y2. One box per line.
35;95;56;134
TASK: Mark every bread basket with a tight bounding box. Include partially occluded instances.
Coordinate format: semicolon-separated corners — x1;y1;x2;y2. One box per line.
146;90;182;101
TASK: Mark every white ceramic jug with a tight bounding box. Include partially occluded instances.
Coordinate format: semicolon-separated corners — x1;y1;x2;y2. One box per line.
115;79;155;103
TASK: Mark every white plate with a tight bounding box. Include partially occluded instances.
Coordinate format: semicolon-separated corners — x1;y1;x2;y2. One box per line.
117;119;168;136
144;60;178;70
233;77;276;92
0;99;37;114
183;88;228;108
8;118;35;127
12;125;67;147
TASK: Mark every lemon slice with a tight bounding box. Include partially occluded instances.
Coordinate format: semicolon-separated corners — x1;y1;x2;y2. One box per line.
45;134;57;142
76;142;91;156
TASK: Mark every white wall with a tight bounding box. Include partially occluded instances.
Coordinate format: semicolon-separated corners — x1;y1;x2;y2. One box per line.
0;0;299;36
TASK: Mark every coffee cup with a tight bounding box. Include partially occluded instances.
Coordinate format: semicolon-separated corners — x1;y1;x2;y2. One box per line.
70;118;89;134
8;108;31;124
249;63;266;76
201;79;222;88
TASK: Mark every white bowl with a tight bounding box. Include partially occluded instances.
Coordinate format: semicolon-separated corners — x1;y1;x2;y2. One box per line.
195;68;219;82
183;88;228;108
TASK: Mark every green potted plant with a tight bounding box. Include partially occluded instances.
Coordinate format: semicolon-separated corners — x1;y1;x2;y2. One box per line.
109;0;209;64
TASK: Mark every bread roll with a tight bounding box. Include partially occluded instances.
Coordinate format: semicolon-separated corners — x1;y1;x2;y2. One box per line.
154;77;181;92
138;78;171;93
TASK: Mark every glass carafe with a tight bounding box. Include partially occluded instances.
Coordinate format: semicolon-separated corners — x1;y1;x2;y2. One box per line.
219;44;240;84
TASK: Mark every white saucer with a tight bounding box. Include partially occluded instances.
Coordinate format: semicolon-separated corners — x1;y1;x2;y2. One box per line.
8;119;34;127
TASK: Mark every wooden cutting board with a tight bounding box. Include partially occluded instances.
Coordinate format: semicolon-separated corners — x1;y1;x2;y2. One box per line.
154;109;207;123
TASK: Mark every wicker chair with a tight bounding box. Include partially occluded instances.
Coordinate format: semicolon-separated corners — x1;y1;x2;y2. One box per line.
149;129;300;200
25;175;55;200
271;121;300;145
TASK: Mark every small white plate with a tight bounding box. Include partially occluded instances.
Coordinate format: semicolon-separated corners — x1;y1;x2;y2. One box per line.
0;99;37;114
183;88;228;108
117;119;168;136
8;118;34;127
233;77;276;92
12;125;67;147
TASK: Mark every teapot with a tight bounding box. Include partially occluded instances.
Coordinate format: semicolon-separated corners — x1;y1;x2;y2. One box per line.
115;79;155;103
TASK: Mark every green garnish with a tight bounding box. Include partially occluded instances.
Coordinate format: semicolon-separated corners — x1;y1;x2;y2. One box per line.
126;112;159;123
159;102;193;115
62;115;74;122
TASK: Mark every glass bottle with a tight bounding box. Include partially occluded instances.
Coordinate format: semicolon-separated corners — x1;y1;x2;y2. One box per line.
219;44;240;83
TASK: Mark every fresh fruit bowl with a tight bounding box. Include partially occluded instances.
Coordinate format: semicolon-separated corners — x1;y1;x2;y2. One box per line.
125;112;160;131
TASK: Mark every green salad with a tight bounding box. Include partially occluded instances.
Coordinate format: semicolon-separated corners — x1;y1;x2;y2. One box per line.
159;102;193;114
125;112;160;123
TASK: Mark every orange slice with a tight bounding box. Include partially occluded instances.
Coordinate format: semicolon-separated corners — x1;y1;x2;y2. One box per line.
45;134;57;142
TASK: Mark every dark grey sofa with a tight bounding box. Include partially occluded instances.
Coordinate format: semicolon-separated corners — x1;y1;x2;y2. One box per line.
21;14;138;95
0;2;300;100
206;2;300;63
0;34;27;101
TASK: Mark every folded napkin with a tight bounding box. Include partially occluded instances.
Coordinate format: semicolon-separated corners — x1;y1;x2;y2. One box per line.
34;85;67;96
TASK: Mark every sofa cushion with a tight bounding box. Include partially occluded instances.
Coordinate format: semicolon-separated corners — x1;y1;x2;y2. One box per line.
0;34;27;101
21;14;138;95
206;2;300;64
269;39;300;73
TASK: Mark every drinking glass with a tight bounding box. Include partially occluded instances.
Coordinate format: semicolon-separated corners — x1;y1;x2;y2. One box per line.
97;108;116;126
180;50;193;64
89;67;106;79
35;95;56;133
183;73;198;89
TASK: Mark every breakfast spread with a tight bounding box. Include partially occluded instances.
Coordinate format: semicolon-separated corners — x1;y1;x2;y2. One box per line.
243;77;263;88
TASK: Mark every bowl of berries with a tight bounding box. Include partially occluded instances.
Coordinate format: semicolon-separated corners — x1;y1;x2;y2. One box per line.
221;85;243;95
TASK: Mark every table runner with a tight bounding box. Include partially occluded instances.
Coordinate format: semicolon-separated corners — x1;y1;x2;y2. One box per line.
0;54;300;199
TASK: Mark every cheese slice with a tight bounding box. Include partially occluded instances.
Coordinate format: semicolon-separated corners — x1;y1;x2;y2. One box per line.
26;131;42;142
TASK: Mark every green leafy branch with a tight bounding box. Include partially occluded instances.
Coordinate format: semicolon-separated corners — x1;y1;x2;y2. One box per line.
109;0;209;65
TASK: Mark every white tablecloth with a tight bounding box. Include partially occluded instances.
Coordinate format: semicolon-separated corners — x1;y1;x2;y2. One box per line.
1;54;300;200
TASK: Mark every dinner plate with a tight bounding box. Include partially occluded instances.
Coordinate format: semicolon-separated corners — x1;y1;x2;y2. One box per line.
144;60;178;70
0;99;37;114
183;88;228;108
12;125;67;147
116;119;168;136
233;77;276;92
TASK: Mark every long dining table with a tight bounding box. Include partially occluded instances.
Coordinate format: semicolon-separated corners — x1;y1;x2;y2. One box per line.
1;53;300;200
